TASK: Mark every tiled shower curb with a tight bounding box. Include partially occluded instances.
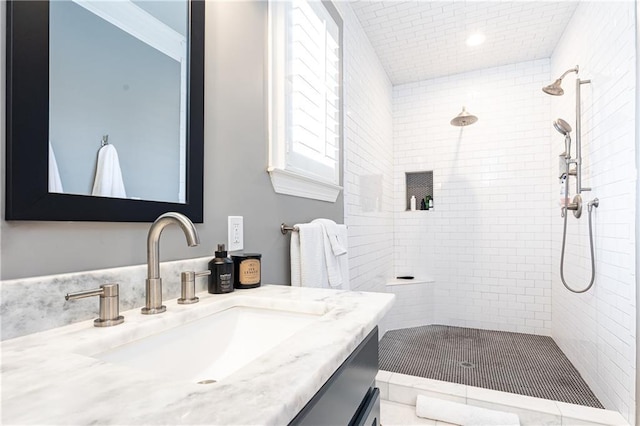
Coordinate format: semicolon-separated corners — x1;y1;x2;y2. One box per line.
376;371;629;426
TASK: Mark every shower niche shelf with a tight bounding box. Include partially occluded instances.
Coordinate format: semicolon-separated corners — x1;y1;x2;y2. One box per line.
406;171;433;211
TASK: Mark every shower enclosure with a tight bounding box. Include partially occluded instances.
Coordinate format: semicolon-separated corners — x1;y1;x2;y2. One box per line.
342;1;635;421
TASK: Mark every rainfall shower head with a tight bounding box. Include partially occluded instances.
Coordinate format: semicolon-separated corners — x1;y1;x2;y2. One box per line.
542;66;579;96
553;118;572;136
542;79;564;96
450;106;478;126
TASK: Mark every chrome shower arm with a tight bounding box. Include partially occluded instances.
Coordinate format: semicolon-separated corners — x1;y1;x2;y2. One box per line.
558;66;579;81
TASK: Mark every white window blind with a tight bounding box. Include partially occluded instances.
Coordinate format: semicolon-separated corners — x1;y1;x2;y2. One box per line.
268;0;343;202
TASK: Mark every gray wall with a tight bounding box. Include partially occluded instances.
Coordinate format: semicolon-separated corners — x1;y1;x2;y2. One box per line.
0;1;343;282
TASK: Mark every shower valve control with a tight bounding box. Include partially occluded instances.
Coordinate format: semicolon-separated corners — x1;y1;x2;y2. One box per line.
566;194;583;218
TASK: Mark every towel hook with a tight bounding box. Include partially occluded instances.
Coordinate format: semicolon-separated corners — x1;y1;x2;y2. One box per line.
101;134;109;147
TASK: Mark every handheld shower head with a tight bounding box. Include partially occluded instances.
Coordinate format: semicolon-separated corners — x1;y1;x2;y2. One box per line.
553;118;572;136
554;118;573;159
542;66;579;96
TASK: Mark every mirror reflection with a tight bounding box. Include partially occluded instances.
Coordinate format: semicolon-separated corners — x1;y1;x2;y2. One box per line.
48;0;188;203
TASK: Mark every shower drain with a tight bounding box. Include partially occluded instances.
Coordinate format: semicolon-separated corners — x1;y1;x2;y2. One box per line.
459;361;475;368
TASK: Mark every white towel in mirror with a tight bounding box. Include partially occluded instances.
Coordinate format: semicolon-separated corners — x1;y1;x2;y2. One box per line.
92;144;126;198
48;142;64;193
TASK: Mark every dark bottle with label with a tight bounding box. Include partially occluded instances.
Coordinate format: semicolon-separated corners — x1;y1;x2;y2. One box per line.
208;244;234;294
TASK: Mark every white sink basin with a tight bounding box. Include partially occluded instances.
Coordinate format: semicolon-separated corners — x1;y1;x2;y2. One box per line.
95;305;323;383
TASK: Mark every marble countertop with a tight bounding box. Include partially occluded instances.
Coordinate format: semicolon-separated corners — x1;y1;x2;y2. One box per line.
1;285;394;425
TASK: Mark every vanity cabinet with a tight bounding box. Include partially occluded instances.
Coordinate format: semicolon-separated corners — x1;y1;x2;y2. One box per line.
290;327;380;426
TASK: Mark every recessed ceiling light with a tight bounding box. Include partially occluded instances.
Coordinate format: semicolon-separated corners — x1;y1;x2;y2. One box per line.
466;33;486;47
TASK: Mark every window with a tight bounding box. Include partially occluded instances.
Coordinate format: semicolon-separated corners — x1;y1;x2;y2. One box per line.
268;0;343;202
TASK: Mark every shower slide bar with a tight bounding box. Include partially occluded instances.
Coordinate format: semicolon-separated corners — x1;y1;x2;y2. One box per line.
544;65;599;293
575;77;592;194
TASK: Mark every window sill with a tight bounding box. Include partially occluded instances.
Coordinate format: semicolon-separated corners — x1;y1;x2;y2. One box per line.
267;167;342;202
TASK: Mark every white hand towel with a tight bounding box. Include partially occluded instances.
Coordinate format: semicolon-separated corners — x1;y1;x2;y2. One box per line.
91;144;126;198
290;223;326;288
48;142;64;193
416;395;520;426
311;218;348;288
334;224;350;290
312;218;348;256
290;222;349;290
290;227;303;287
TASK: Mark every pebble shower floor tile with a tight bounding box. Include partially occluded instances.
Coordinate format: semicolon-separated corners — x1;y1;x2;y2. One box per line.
379;324;603;408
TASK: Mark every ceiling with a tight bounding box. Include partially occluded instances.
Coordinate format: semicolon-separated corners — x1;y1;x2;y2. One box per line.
349;1;579;85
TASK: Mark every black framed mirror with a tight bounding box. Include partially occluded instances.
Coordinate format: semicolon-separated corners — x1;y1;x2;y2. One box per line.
5;0;204;222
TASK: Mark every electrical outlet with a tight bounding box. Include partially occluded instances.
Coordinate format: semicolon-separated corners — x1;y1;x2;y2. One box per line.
227;216;243;251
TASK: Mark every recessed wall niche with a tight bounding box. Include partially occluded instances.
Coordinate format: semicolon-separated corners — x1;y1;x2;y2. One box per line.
405;171;433;211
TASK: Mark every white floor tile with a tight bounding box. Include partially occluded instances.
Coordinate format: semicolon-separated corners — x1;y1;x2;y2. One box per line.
387;372;466;405
381;400;438;426
555;401;629;425
388;372;466;397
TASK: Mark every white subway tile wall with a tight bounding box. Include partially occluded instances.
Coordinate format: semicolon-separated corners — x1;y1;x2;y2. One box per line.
549;2;637;423
385;282;434;332
337;3;395;295
392;59;553;335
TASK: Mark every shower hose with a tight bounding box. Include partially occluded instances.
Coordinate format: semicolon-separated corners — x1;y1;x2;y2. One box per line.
559;192;599;293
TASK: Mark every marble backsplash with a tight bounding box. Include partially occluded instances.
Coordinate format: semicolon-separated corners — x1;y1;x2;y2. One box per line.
0;256;215;341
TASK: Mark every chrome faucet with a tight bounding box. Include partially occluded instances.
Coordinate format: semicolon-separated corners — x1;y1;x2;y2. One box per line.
142;212;200;314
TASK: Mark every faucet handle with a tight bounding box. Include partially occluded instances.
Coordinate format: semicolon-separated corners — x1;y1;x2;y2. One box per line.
179;270;211;304
65;283;125;327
